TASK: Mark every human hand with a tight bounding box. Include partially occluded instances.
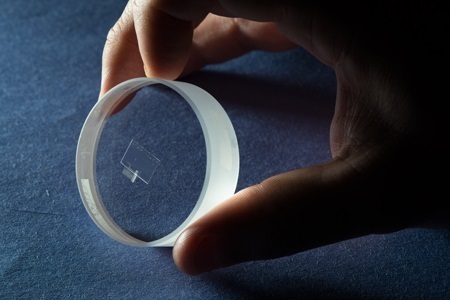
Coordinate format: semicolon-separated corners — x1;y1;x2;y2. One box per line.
101;0;448;275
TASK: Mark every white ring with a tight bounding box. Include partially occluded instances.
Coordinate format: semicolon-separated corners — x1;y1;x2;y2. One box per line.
75;78;239;247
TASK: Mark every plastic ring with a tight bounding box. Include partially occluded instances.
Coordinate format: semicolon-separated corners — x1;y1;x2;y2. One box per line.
75;78;239;247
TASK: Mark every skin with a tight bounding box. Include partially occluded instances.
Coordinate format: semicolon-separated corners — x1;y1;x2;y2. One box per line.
100;0;448;276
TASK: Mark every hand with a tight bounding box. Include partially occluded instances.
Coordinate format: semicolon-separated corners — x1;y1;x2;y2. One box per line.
101;0;448;275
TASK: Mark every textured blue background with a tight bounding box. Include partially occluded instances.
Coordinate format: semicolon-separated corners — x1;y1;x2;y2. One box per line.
1;0;449;299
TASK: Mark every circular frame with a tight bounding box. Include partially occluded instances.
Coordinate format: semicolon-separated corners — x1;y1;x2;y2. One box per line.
76;78;239;247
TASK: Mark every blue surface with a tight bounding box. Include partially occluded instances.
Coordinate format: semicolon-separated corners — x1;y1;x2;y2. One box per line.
1;0;449;299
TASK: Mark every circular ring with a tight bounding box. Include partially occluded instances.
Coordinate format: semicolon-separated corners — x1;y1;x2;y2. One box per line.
76;78;239;247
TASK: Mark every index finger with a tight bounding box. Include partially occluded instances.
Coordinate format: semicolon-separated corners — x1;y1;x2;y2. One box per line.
100;0;214;98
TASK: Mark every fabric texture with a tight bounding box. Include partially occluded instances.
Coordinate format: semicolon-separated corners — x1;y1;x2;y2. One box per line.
1;0;449;299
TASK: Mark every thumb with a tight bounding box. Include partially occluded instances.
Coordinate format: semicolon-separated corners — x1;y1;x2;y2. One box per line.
172;158;401;276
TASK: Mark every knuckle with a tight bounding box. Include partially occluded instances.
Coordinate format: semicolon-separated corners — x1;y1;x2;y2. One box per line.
131;0;141;9
106;1;134;46
105;17;127;46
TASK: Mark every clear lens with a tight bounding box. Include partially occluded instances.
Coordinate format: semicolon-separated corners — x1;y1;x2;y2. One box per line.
95;84;206;242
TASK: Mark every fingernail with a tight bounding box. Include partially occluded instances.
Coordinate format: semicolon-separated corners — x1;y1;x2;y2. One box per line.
192;235;223;275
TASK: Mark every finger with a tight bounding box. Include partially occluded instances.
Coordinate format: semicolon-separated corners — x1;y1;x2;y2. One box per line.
173;154;428;276
100;0;215;98
173;159;361;276
182;15;296;76
217;0;346;68
132;0;199;79
137;0;297;78
100;1;145;98
131;0;227;79
182;2;350;75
